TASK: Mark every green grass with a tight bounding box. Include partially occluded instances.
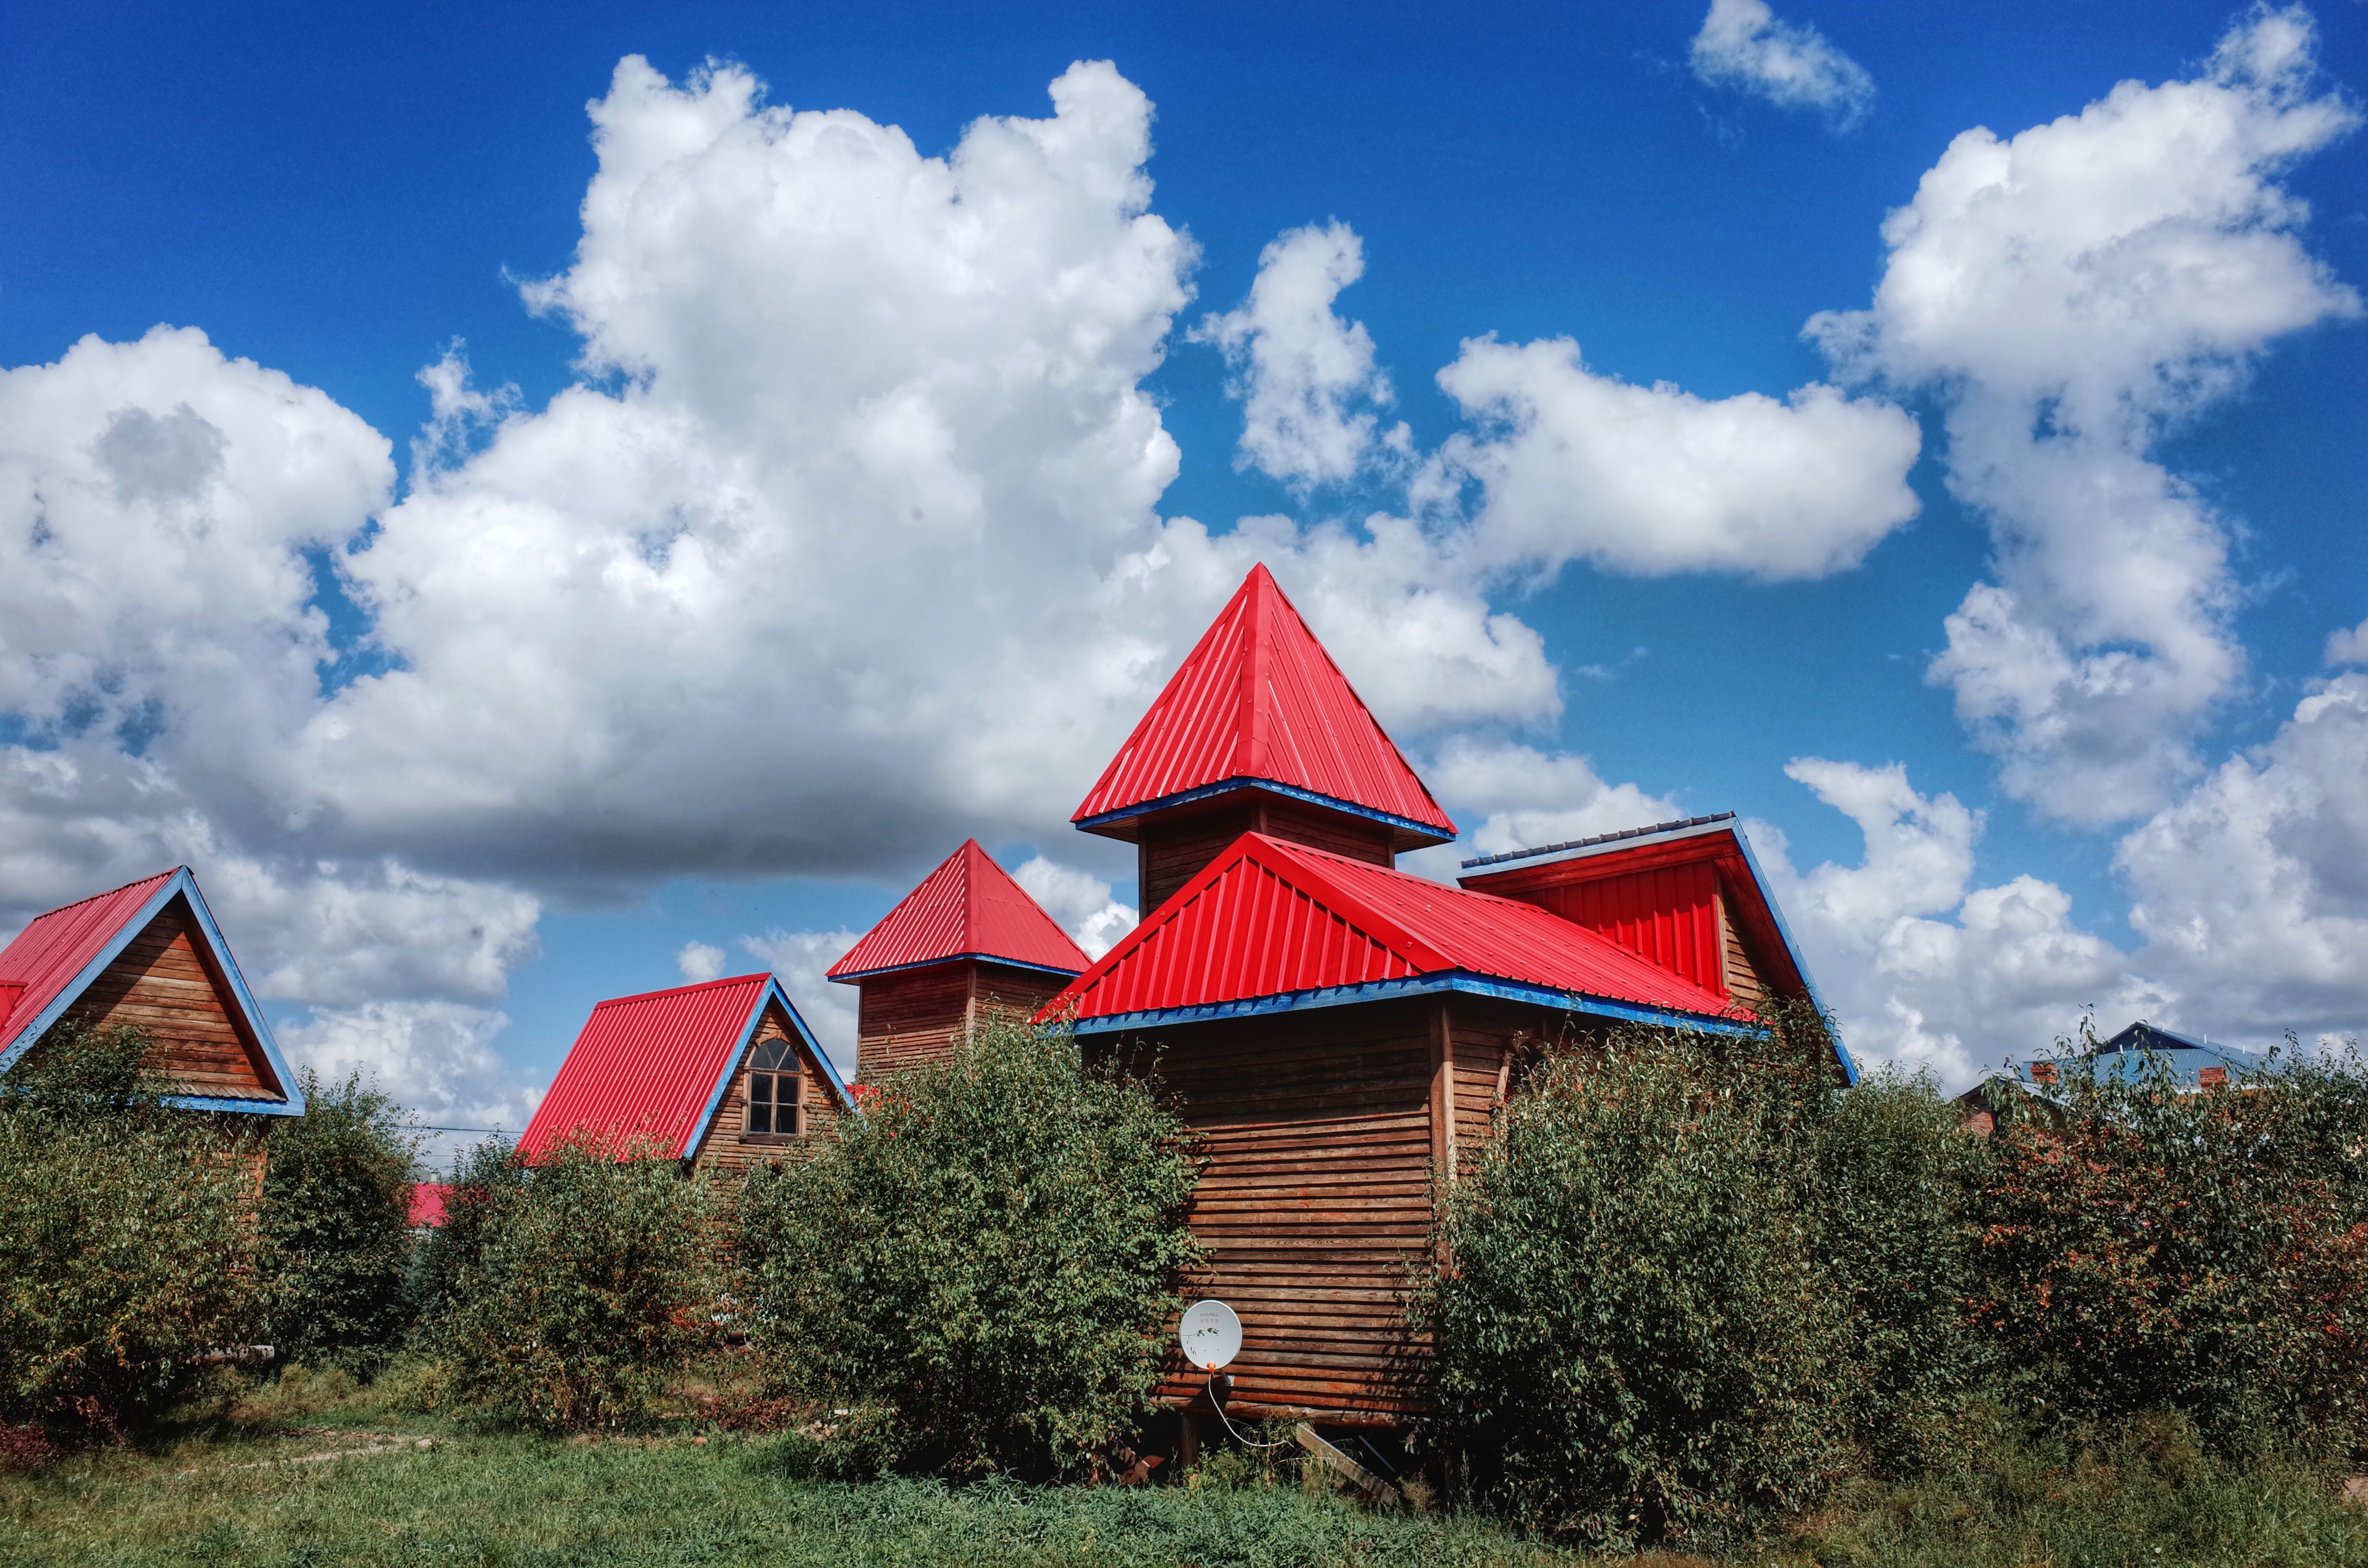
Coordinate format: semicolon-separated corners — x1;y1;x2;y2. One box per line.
5;1375;2364;1568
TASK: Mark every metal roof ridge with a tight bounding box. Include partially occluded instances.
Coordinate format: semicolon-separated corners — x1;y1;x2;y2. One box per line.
590;973;771;1010
1459;812;1739;869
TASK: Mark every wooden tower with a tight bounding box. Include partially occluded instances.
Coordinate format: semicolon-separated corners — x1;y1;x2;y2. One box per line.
826;840;1089;1082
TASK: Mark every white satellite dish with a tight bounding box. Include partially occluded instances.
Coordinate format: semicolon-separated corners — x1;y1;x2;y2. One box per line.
1179;1298;1242;1372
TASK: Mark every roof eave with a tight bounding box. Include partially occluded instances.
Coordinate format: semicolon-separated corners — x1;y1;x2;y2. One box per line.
1073;775;1454;848
1063;970;1758;1038
827;952;1083;986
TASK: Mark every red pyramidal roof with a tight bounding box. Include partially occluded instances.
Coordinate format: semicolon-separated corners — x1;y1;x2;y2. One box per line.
827;839;1089;983
1072;565;1455;846
1040;833;1734;1029
518;973;851;1162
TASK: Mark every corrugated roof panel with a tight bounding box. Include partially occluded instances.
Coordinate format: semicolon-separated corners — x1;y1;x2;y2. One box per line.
1044;833;1731;1023
518;975;770;1160
0;871;175;1058
827;840;1088;982
1073;565;1455;841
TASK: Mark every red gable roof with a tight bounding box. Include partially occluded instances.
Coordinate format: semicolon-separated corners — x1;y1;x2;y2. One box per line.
518;973;850;1161
826;839;1087;983
1072;565;1456;846
0;871;175;1059
1041;833;1733;1028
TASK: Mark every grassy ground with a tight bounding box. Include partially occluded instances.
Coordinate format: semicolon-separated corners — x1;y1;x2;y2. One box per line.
4;1374;2365;1568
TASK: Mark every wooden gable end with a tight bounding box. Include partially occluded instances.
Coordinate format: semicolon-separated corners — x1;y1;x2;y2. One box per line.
65;893;284;1103
690;999;845;1176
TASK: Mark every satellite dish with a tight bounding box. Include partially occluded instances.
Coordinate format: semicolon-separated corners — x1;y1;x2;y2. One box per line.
1179;1298;1242;1372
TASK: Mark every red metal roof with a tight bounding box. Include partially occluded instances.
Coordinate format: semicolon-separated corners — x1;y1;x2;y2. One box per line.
1458;817;1813;1003
826;839;1088;982
518;974;774;1161
407;1183;452;1228
0;870;176;1059
1072;565;1455;844
1042;833;1733;1024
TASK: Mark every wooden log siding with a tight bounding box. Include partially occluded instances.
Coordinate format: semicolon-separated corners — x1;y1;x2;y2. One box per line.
856;959;1070;1081
1136;794;1396;915
62;896;282;1102
1717;889;1773;1013
690;1001;844;1176
1105;993;1551;1426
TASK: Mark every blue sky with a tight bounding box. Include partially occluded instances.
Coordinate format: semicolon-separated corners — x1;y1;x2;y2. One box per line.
3;0;2364;1149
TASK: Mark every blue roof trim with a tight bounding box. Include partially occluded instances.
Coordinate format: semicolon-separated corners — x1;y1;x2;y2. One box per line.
827;952;1081;986
1067;970;1763;1040
680;977;862;1159
1729;828;1856;1086
1075;775;1451;843
0;869;305;1115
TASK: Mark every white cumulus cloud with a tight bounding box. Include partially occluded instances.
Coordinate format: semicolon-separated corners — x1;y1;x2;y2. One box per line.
1195;220;1406;490
1809;5;2361;824
1011;855;1137;958
1435;336;1922;580
1690;0;1876;130
2326;617;2368;668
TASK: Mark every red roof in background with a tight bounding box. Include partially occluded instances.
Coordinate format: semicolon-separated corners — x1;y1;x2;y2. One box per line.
407;1183;452;1228
1458;817;1813;1003
0;870;176;1058
827;839;1088;982
1072;565;1455;843
518;974;774;1161
1042;833;1733;1024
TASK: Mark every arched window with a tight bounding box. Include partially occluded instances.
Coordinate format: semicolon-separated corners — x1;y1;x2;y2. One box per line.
745;1036;803;1136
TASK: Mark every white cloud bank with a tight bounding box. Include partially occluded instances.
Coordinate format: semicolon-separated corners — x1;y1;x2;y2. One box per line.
1811;4;2361;824
1690;0;1875;130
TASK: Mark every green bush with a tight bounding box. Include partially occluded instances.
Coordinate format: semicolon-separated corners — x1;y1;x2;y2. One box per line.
1811;1065;1995;1475
1415;1019;1855;1548
420;1133;721;1431
1971;1030;2368;1450
737;1018;1202;1480
0;1020;264;1433
258;1069;421;1369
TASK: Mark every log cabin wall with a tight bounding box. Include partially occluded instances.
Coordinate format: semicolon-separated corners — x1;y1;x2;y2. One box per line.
969;961;1073;1031
1716;890;1772;1013
856;959;1073;1081
62;895;282;1102
855;961;973;1080
1102;991;1548;1427
690;1001;844;1176
1135;792;1397;916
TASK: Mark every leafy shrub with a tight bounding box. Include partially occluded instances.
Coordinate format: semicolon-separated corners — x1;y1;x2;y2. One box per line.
0;1020;264;1433
1811;1065;1995;1475
258;1069;421;1369
1971;1030;2368;1450
1416;1020;1854;1549
420;1133;721;1431
737;1018;1202;1479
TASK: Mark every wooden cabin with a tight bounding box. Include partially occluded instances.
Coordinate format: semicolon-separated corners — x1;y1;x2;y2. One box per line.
0;867;306;1128
1040;566;1850;1432
517;973;855;1176
826;838;1087;1081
